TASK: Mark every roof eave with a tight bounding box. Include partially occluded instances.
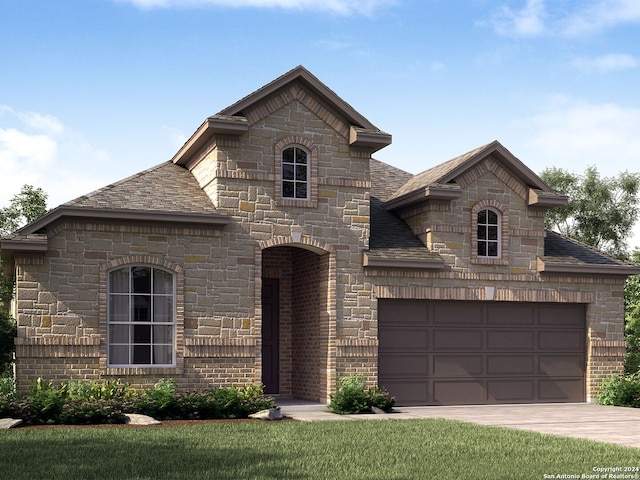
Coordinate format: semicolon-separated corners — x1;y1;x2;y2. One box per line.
537;257;640;276
528;188;568;208
349;126;392;153
383;185;462;211
14;206;230;236
172;116;249;167
0;236;48;254
363;252;445;270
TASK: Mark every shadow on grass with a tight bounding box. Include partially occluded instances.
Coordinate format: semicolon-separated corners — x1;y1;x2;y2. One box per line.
0;425;302;480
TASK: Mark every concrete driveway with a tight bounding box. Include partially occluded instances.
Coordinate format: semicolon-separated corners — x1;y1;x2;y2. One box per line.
279;401;640;449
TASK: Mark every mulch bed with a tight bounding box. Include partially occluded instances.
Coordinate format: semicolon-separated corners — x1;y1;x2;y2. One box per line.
16;417;295;429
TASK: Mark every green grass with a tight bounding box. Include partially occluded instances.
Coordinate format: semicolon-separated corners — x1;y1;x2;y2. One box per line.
1;419;639;479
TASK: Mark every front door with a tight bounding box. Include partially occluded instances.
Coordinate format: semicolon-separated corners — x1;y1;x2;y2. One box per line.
261;278;280;394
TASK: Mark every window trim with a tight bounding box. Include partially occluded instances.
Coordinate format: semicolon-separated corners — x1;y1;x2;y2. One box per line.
99;256;184;375
274;136;318;207
281;145;310;200
477;207;501;258
471;200;509;265
107;265;176;368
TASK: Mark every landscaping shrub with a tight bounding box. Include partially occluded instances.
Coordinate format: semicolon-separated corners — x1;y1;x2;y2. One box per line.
0;310;16;375
328;375;395;414
0;371;15;401
0;377;277;424
598;372;640;407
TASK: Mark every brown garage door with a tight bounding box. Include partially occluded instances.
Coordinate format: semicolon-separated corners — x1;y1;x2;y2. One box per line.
378;300;586;406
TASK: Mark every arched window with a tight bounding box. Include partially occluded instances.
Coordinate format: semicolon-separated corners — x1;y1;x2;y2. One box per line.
107;266;175;367
281;146;309;200
477;208;500;257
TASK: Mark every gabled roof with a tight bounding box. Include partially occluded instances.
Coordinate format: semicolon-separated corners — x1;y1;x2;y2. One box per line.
368;155;639;276
384;141;567;211
172;65;391;166
219;65;379;130
1;162;228;253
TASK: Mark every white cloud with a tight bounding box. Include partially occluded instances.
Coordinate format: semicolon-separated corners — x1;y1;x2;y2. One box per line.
0;106;112;209
484;0;546;37
114;0;397;15
571;53;638;73
560;0;640;37
525;95;640;176
484;0;640;38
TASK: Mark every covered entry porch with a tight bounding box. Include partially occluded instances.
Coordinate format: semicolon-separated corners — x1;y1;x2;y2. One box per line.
260;243;336;402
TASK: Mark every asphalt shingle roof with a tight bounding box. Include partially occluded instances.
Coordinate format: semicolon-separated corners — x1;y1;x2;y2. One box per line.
543;230;622;266
65;161;219;214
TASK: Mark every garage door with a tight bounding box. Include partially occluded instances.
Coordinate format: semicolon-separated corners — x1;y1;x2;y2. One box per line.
378;300;586;406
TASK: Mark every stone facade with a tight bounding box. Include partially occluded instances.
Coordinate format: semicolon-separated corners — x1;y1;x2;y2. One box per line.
3;66;637;403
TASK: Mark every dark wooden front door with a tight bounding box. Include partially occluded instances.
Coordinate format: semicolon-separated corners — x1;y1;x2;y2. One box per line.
261;278;280;394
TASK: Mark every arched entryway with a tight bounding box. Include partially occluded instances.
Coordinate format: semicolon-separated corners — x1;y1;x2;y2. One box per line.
261;245;332;402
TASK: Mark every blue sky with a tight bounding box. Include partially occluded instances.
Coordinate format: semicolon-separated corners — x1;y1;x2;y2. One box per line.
2;0;640;244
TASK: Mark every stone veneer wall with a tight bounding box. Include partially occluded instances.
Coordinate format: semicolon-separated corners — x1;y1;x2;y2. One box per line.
13;85;378;400
12;221;260;394
366;267;627;401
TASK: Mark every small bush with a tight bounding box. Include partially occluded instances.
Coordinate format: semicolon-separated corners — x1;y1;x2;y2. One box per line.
598;373;640;407
328;375;395;414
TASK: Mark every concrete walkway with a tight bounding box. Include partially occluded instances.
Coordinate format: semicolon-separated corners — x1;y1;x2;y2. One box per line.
278;401;640;449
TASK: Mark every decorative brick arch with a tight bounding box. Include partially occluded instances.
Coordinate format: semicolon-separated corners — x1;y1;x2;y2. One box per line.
471;200;510;265
274;136;319;207
98;255;185;375
256;237;337;402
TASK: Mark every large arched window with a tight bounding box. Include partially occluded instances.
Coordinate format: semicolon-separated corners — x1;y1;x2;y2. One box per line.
477;208;500;257
281;146;309;200
107;266;175;367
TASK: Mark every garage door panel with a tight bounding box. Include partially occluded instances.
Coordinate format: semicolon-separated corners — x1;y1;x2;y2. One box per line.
432;355;483;377
433;380;485;405
488;379;535;403
378;300;586;406
487;305;535;326
382;381;429;406
378;300;429;324
433;329;483;350
433;303;483;325
539;379;584;401
487;330;535;350
539;331;584;351
380;354;428;377
539;355;585;376
487;355;535;375
379;328;429;352
538;305;584;327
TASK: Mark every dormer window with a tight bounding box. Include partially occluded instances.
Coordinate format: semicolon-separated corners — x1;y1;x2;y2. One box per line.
477;208;500;257
282;146;309;200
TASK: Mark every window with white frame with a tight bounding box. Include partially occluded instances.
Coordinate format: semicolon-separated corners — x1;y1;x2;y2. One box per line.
108;266;175;367
477;208;500;257
281;146;309;199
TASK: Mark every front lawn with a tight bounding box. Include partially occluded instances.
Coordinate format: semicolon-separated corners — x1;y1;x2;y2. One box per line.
1;419;639;479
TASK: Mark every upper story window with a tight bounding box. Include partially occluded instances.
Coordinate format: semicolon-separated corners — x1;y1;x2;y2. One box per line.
281;146;309;200
477;208;500;257
107;266;175;367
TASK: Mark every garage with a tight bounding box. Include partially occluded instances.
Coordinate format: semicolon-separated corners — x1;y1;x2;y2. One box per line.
378;300;586;406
